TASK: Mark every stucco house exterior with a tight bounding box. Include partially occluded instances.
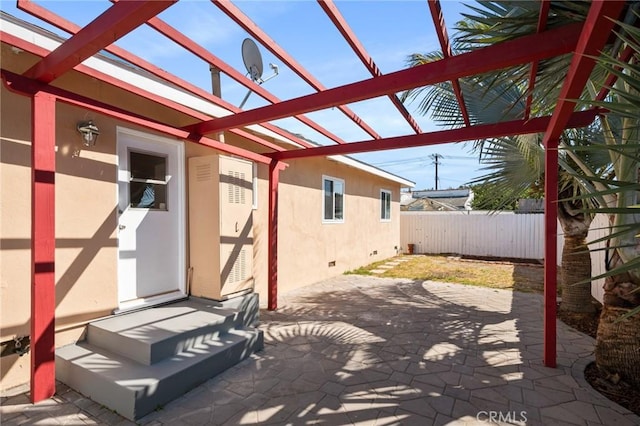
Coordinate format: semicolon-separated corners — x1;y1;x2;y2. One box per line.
0;12;412;409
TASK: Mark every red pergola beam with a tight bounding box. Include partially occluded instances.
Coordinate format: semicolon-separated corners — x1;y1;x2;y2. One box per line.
427;0;471;127
139;14;342;147
540;0;626;368
212;0;382;140
318;0;422;134
524;0;550;120
2;30;286;154
595;45;635;101
137;16;344;147
23;0;176;83
2;69;273;166
30;91;56;403
185;22;584;136
17;0;312;151
269;109;599;161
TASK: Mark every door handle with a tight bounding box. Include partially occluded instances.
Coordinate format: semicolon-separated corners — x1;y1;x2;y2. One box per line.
119;224;126;230
235;222;239;232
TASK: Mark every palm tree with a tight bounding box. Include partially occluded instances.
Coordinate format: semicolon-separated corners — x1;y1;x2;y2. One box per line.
582;18;640;386
402;46;602;315
402;0;640;386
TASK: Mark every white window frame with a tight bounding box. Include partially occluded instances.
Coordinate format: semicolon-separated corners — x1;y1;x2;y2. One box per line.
322;175;345;223
380;189;392;222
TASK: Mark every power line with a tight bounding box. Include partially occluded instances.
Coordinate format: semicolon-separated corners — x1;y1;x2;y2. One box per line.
371;154;476;168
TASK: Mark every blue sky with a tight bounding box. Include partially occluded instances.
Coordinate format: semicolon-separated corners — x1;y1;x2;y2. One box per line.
2;0;486;190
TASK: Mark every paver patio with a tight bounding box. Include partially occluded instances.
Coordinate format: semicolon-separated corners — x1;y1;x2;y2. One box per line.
2;275;639;425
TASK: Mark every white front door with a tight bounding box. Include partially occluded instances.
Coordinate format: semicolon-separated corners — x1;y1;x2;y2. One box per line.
117;128;185;311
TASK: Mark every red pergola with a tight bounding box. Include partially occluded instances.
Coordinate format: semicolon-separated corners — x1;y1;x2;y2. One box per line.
0;0;628;403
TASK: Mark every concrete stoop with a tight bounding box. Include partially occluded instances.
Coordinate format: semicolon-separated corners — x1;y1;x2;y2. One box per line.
55;295;264;421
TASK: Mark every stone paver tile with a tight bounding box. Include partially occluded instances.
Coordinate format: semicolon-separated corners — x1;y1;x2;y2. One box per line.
178;407;213;425
224;380;255;397
534;374;581;391
521;387;576;408
443;385;471;402
343;402;386;424
396;398;438;419
426;394;455;417
391;408;435;425
545;400;601;424
240;392;271;409
508;400;541;424
389;371;414;385
459;372;508;390
320;381;346;396
451;399;482;419
469;386;513;406
97;409;127;425
594;405;640;426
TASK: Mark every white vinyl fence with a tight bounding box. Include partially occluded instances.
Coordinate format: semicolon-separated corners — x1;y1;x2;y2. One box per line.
400;211;608;302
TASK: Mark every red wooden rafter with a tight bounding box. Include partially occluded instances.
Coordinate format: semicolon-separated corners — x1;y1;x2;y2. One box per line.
141;15;338;146
2;30;286;154
540;0;626;368
212;0;382;140
427;0;471;127
595;45;635;101
524;0;550;120
2;69;273;166
185;22;584;136
23;0;176;83
268;109;599;161
17;0;315;150
318;0;422;134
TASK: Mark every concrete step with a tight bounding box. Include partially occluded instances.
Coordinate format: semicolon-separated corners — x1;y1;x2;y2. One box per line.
56;327;263;421
87;298;244;365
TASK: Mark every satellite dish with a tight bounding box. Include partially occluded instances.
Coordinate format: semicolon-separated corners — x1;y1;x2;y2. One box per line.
242;38;263;82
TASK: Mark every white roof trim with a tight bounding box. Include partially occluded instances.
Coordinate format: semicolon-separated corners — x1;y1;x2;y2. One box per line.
328;155;414;187
2;13;414;187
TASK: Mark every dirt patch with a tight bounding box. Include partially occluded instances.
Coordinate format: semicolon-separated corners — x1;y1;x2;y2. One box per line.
557;306;640;417
584;362;640;416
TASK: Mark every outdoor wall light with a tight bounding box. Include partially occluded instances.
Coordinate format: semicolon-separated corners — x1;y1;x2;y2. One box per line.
77;120;100;146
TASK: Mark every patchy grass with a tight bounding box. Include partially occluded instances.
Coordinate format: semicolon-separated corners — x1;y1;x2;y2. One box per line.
346;254;547;294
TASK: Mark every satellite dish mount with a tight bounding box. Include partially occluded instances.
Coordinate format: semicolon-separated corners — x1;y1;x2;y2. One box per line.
239;38;279;108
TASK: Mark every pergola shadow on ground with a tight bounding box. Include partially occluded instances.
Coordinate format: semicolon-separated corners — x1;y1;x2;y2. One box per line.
4;275;637;425
3;0;631;402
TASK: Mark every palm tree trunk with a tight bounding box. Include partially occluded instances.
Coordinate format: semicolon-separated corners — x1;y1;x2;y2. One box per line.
557;198;595;314
595;250;640;388
596;304;640;388
560;234;595;313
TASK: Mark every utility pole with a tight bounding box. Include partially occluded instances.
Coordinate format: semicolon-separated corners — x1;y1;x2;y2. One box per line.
430;153;441;190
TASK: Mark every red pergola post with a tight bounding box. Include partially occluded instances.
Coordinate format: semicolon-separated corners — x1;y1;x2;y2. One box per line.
539;0;625;368
267;160;281;310
543;138;559;368
30;91;57;402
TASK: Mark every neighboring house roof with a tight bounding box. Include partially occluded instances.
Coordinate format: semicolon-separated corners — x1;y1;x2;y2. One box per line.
404;188;474;211
412;188;471;199
403;198;458;211
1;12;414;188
